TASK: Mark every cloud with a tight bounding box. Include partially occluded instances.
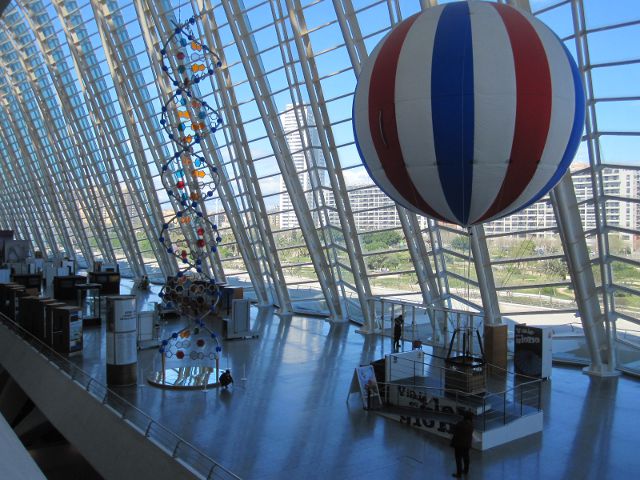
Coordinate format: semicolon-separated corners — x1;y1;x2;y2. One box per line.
258;176;282;196
342;167;374;188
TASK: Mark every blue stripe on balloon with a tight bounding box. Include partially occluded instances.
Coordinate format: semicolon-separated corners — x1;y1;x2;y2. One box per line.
521;43;585;209
431;1;474;226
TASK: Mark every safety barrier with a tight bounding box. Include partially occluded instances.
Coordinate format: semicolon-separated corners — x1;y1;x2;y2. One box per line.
0;313;239;480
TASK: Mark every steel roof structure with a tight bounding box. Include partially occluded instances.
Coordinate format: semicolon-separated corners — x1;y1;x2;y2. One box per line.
0;0;638;374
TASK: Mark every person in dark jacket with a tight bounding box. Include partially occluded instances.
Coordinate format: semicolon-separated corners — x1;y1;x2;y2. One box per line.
393;314;403;351
450;411;474;477
219;369;233;389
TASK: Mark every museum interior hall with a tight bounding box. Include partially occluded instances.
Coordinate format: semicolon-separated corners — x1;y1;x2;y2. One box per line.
0;0;639;479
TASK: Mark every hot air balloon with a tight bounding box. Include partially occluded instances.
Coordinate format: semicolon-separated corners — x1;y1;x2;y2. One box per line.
353;1;585;227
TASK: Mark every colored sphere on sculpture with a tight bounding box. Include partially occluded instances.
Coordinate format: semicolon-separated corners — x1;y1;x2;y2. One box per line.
352;1;585;227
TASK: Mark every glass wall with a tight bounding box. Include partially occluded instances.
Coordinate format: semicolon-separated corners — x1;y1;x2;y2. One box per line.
0;0;638;347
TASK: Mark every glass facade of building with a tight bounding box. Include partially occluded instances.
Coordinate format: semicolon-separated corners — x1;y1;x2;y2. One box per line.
0;0;638;370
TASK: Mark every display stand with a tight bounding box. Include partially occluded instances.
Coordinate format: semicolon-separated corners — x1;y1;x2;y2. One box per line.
137;310;159;350
12;273;42;296
226;299;256;339
514;325;553;379
484;323;508;372
106;295;137;386
219;286;243;317
43;262;56;287
17;296;39;333
444;327;486;394
51;305;83;356
76;283;102;326
43;302;66;346
0;283;25;320
89;271;120;295
28;258;44;275
32;298;60;341
0;269;10;283
53;275;87;301
61;259;75;275
348;365;382;410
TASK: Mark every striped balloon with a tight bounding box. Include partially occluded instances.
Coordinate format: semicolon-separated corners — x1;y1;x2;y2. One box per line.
353;1;585;227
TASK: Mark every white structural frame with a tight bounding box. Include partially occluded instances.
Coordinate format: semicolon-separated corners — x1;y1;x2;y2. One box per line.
0;0;637;375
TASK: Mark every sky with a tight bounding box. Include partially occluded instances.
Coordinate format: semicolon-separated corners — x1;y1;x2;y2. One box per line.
208;0;640;207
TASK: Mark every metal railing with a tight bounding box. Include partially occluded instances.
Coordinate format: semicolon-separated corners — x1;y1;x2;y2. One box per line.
367;297;486;347
382;354;542;431
377;377;541;432
0;313;239;480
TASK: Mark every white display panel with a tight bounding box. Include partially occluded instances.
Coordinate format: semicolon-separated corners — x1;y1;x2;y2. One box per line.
106;332;137;365
106;296;137;366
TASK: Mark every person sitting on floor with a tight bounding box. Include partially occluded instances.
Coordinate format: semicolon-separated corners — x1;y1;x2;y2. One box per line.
219;369;234;389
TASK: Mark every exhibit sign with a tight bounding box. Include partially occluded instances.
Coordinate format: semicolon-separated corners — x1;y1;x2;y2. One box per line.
514;325;552;378
3;240;30;263
228;298;252;339
349;365;382;409
68;310;83;354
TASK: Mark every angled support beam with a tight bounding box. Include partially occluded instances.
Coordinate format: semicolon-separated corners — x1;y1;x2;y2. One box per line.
510;0;618;376
285;0;375;325
200;0;291;312
332;0;446;329
469;225;501;325
222;0;343;320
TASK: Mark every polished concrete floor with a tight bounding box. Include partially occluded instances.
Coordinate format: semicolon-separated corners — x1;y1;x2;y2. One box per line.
64;287;640;480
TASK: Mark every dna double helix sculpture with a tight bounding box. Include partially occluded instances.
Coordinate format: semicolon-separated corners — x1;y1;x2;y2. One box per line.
153;16;225;380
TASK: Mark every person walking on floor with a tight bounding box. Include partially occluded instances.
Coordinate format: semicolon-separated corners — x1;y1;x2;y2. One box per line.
393;314;403;351
450;411;474;477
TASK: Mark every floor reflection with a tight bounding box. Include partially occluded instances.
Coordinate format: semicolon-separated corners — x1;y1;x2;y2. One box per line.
66;290;640;480
147;366;218;390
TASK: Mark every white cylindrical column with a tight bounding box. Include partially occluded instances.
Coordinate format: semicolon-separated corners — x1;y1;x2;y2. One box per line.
106;295;137;386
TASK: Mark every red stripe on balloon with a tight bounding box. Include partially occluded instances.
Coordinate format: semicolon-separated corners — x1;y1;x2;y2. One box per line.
368;14;446;222
477;4;552;223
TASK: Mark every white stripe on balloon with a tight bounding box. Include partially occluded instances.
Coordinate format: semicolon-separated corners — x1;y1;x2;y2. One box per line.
395;5;456;222
353;33;419;215
468;1;518;224
484;10;577;223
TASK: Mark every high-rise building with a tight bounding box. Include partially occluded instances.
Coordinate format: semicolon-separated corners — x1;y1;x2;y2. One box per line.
334;167;638;240
326;185;429;232
484;165;639;241
278;104;327;230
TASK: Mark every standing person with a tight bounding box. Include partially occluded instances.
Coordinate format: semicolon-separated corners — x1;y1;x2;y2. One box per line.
450;411;474;477
393;314;403;351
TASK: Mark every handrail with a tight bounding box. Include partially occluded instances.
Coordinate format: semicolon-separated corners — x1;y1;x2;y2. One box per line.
367;297;488;347
0;313;240;480
383;353;543;430
377;376;542;432
391;351;543;392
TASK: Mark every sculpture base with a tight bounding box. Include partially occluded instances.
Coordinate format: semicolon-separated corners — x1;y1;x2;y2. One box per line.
147;366;219;390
